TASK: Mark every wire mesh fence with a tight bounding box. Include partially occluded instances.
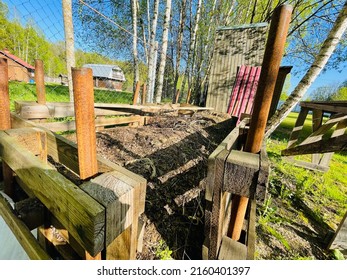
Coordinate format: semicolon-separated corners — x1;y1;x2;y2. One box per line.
0;0;142;110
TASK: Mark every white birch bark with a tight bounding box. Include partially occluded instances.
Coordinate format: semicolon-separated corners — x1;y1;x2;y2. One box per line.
62;0;75;102
180;0;202;98
173;0;187;99
265;1;347;138
147;0;160;103
155;0;172;103
132;0;139;93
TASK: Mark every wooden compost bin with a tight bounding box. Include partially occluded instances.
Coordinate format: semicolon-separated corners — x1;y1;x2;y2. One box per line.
202;117;269;260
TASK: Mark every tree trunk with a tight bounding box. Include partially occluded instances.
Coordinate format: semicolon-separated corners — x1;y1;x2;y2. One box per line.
155;0;172;103
265;1;347;138
147;0;160;103
180;0;202;99
62;0;76;102
173;0;187;99
132;0;139;93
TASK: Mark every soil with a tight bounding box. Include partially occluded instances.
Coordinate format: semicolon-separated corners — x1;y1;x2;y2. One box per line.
63;111;340;260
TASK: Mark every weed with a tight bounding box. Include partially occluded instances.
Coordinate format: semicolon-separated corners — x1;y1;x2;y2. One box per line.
155;240;173;260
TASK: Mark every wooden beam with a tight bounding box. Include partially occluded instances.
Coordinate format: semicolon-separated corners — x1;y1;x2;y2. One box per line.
282;134;347;156
328;211;347;252
0;193;51;260
300;101;347;114
0;131;105;256
38;115;145;132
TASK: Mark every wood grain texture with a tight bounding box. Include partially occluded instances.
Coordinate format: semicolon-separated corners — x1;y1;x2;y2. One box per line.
218;235;247;260
0;131;105;256
223;150;259;198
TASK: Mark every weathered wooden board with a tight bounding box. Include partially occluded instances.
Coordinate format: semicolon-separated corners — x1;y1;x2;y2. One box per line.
38;115;145;132
15;101;214;119
0;131;105;256
223;150;259;198
218;235;247;260
0;193;51;260
329;211;347;253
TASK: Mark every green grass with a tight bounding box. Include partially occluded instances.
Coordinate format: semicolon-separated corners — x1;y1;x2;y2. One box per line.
8;81;133;111
260;112;347;258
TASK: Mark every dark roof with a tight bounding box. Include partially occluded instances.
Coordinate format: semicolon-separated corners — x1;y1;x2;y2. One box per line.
0;49;35;70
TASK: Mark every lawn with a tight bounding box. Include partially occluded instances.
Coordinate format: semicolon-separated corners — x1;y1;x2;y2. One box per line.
258;112;347;259
8;81;133;111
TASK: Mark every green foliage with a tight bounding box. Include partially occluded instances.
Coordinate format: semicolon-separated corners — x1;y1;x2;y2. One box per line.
155;240;173;260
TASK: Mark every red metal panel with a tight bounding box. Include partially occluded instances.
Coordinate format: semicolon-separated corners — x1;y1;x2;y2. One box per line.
227;65;246;114
227;65;262;121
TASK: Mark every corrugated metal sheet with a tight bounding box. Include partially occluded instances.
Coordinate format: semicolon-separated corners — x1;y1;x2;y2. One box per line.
227;65;261;120
206;23;268;113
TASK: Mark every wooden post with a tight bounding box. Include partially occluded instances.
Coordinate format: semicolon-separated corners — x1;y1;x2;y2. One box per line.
35;59;46;105
72;67;98;180
0;58;11;129
132;81;141;105
228;4;293;241
0;58;14;198
141;83;147;105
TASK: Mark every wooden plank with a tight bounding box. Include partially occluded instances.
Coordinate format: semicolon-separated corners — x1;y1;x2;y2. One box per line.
312;109;323;164
257;143;270;201
0;193;51;260
106;226;131;260
11;114;147;206
208;149;230;260
223;150;259;198
246;199;256;259
35;59;46;104
328;211;347;252
282;134;347;156
5;128;47;162
287;107;309;149
38;116;144;132
81;170;145;260
217;235;247;260
300;101;347;114
319;118;347;167
299;113;347;146
0;131;105;256
80;171;135;246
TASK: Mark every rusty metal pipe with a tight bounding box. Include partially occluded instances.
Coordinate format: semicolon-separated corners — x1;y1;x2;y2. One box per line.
35;59;46;105
72;67;98;180
228;4;293;241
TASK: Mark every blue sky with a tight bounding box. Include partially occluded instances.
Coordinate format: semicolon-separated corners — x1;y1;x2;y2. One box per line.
3;0;346;98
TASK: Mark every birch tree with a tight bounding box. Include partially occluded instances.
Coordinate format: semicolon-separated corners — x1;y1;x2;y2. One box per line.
155;0;172;103
180;0;202;99
147;0;160;103
265;1;347;137
173;0;187;98
131;0;139;92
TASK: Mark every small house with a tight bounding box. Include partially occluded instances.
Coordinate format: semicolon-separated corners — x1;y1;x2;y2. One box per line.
83;64;126;91
0;49;35;82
